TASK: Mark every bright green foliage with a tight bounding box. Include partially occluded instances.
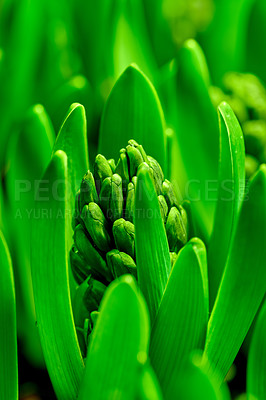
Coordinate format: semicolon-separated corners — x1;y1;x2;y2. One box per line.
78;275;153;400
247;300;266;400
204;165;266;382
135;163;171;323
0;231;17;400
31;151;84;399
150;238;208;398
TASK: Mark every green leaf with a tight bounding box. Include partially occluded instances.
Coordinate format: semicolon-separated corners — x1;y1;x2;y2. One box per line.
7;104;55;203
247;299;266;400
52;102;89;200
78;275;150;400
98;64;166;172
173;39;219;237
208;102;245;308
6;103;55;366
167;352;230;400
134;163;171;322
150;238;208;398
204;165;266;383
0;231;18;400
31;150;84;399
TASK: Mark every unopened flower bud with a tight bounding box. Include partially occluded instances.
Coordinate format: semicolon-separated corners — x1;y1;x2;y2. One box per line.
74;224;112;282
106;249;137;279
81;203;112;253
112;218;135;259
166;206;187;252
94;154;113;192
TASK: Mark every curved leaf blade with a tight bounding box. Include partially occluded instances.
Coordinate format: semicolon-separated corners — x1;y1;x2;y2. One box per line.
31;150;84;399
150;238;209;398
247;299;266;400
135;163;171;322
98;64;166;171
208;102;245;308
204;165;266;382
0;231;17;400
78;275;150;400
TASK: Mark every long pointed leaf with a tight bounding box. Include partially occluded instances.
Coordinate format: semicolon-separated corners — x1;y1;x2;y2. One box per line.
0;231;17;400
247;299;266;400
208;102;245;308
78;275;150;400
31;150;84;399
204;165;266;382
150;238;208;398
98;64;166;171
135;163;171;322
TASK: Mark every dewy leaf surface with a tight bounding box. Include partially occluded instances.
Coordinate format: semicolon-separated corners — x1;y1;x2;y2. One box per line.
247;299;266;400
0;231;17;400
150;238;208;398
31;150;84;400
208;102;245;308
134;163;171;323
78;275;150;400
204;165;266;382
98;64;166;171
52;102;89;201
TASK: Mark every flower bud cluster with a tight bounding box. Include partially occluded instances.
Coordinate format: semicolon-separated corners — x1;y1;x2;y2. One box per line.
70;140;188;338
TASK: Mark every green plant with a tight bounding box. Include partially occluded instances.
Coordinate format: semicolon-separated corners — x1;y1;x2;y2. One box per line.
27;63;266;399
